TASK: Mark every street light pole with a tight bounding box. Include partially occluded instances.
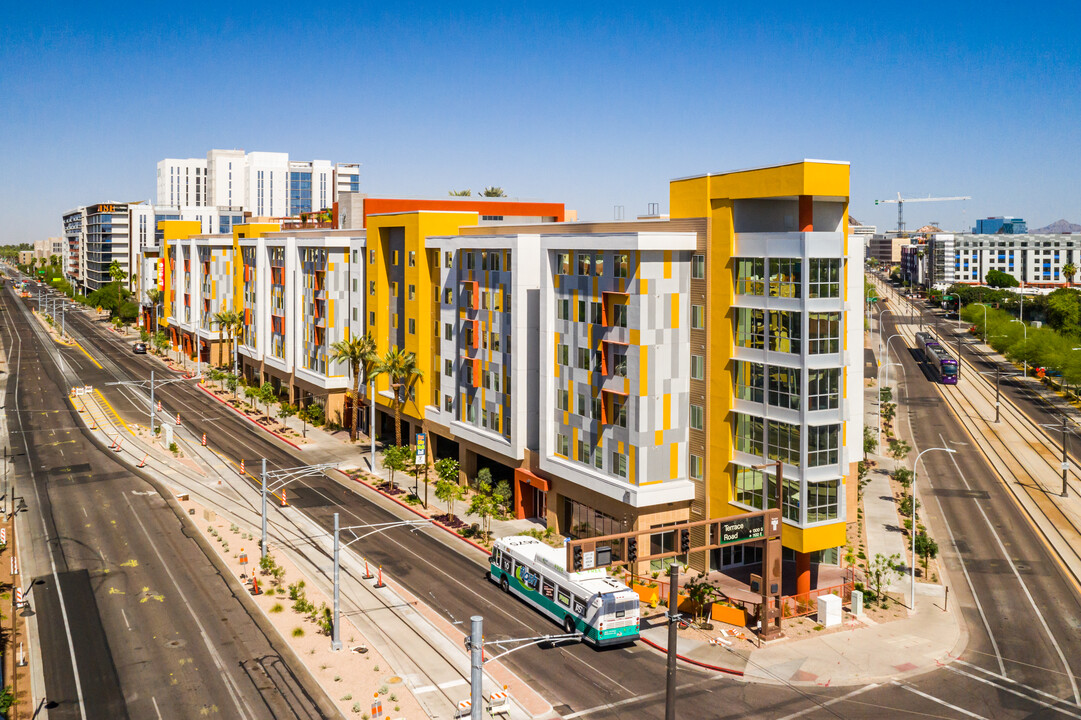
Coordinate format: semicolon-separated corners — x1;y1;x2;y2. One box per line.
911;447;956;609
332;512;341;651
370;379;376;473
261;458;268;558
1061;415;1070;499
1012;319;1028;377
149;370;155;434
470;616;483;720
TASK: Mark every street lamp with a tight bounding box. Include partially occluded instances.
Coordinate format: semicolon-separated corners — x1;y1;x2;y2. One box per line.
1011;319;1028;377
972;303;990;344
911;447;956;609
878;309;895;362
259;460;338;559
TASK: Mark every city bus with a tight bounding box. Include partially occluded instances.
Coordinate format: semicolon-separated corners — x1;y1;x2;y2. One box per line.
915;331;958;385
489;535;640;646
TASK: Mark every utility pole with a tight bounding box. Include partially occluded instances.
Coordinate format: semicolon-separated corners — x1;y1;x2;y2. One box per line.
149;370;155;434
1061;415;1070;498
332;512;341;651
665;564;680;720
261;458;268;559
470;616;483;720
995;366;1002;423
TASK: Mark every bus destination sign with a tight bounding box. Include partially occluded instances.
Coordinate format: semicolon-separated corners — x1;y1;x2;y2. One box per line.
717;514;766;546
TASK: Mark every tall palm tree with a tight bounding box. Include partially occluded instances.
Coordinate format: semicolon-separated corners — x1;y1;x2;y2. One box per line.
146;288;162;331
378;348;424;447
1064;262;1077;287
213;309;240;368
330;332;378;442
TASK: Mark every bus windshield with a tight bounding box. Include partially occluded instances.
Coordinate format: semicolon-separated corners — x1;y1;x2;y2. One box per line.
602;594;639;619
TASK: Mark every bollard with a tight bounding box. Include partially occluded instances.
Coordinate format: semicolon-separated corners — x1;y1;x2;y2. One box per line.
251;577;260;595
156;401;161;412
113;437;124;452
201;433;207;446
374;565;385;589
176;412;181;426
363;560;374;580
137;454;147;468
239;458;245;475
281;489;287;507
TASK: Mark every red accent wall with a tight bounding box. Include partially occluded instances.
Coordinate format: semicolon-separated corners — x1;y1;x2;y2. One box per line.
361;198;565;228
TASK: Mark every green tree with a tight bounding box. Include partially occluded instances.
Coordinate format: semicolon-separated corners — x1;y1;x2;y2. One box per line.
153;330;170;355
449;189;472;196
879;386;893;404
986;269;1020;288
681;576;718;624
244;384;259;408
481;186;506;197
1064;262;1078;286
492;479;512;516
866;552;901;606
225;372;239;394
892;467;913;492
1044;288;1081;338
146;288;162;329
914;532;939;574
863;425;879;454
382;445;412;489
259;382;277;421
377;348;424;447
467;489;496;540
330;333;378;442
108;260;127;284
435;474;466;522
279;402;298;428
213;309;241;369
888;438;911;461
207;367;224;390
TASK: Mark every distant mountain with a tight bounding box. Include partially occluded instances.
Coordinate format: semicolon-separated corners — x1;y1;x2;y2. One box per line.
1032;219;1081;234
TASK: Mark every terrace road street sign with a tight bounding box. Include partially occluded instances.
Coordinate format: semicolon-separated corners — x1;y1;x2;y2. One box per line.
717;514;767;546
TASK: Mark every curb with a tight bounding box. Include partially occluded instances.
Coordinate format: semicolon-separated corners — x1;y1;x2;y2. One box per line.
335;470;493;556
198;384;303;450
638;636;745;676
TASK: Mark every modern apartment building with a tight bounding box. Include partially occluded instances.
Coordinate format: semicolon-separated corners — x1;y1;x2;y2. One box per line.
158;150;361;218
923;232;1081;288
63;209;83;279
974;216;1027;234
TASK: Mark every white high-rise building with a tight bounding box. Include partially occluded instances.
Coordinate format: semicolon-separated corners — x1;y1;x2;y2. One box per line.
156;150;360;217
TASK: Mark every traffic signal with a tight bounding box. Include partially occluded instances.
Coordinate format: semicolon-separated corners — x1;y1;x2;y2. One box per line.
627;538;638;563
680;529;690;554
573;546;583;571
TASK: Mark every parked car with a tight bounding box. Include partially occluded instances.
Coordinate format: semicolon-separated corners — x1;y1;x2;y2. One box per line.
132;342;147;354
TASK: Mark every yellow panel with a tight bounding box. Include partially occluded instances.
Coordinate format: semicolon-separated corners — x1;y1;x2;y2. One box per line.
655;430;663;446
663;250;671;279
639;345;648;396
572;427;578;459
663;393;670;429
670;293;680;329
629;444;636;485
629;328;639;345
640;278;648;296
670;442;678;479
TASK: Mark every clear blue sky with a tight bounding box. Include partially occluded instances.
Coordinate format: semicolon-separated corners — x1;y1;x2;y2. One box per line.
2;2;1078;243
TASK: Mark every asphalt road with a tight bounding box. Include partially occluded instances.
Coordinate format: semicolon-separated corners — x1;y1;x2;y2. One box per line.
35;277;1081;719
1;281;332;719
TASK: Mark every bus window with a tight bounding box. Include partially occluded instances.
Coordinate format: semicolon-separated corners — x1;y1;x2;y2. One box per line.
572;597;586;615
557;588;571;607
492;548;502;565
502;555;513;574
541;579;554;601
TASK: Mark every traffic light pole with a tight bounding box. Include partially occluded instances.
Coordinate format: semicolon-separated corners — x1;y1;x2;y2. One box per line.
665;564;680;720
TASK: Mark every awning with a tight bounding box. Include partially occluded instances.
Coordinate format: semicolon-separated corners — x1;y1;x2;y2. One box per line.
515;467;549;492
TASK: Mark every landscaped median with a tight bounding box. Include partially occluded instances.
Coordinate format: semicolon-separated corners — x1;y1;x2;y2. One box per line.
184;497;424;719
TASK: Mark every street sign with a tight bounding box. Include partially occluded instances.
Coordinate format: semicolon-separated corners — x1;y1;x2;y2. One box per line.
414;433;426;465
715;514;767;546
582;550;595;570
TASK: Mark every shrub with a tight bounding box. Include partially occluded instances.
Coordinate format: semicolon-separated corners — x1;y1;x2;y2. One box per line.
292;627;304;637
270;603;283;613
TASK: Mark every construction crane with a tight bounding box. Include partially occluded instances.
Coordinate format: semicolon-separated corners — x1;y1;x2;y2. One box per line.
874;193;971;234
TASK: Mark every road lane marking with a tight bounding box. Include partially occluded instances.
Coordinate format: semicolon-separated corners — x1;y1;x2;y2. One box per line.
945;665;1081;717
413;685;436;694
940;432;1081;705
121;609;131;631
893;681;990;719
774;683;880;720
151;696;163;720
437;678;467;689
71;339;103;369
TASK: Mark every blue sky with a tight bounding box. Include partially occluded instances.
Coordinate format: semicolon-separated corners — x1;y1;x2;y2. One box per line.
2;2;1078;243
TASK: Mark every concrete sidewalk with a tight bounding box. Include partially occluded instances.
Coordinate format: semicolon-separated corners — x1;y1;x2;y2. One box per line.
639;588;962;686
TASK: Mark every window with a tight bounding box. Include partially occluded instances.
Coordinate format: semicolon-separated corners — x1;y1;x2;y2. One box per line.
807;480;839;522
408;251;416;267
557;343;569;365
691;354;705;380
445;359;453;376
808;369;838;408
735;361;764;403
735;258;765;295
445;251;452;268
353;278;358;292
480;251;488;271
465;252;475;270
408;318;415;334
391;282;398;297
369;311;375;326
505;250;512;268
408;284;416;301
808;258;841;298
556;252;571;275
491;333;501;352
577;438;590;463
557;433;569;457
768;366;800;410
734;413;764;455
614;253;629;278
600;348;624;378
612;451;628;477
352;308;357;321
689;454;703;480
690;404;704;431
594;441;603;469
482;408;488;428
734;466;765;509
769;258;801;298
444;288;453;304
577;392;587;416
577;299;586;322
591;397;603;420
445;322;452;340
808;424;840;467
612;304;628;328
577;347;591;370
614;398;627;427
590;302;603;324
767;420;800;466
557;299;570;320
369;249;375;264
595;255;604;276
369;280;376;295
556;388;569;411
445;395;453;411
781;476;800;522
692;254;705;279
691;305;705;329
768;310;801;354
808;312;841;354
735;308;765;349
506;293;512;313
577;253;591;275
483;370;492;390
490;253;500;272
467;402;476;423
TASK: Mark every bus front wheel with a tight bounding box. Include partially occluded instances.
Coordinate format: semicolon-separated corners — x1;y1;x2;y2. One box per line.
500;577;509;593
563;615;575;634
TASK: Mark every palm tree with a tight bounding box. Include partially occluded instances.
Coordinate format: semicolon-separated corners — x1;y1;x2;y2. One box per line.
330;332;378;442
481;186;506;197
378;348;424;447
146;288;162;331
212;309;240;369
1064;262;1077;286
449;189;472;197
